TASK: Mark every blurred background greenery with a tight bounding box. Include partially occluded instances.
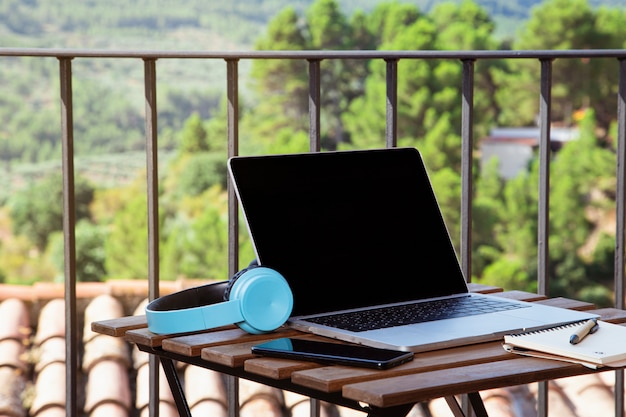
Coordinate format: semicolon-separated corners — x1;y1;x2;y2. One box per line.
0;0;624;308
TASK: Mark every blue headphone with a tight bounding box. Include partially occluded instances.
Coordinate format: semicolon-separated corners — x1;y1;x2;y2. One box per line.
145;261;294;335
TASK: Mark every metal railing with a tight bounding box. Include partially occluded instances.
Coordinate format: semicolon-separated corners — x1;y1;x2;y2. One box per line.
2;47;626;417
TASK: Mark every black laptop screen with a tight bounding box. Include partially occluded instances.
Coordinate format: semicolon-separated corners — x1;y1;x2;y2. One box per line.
228;147;468;317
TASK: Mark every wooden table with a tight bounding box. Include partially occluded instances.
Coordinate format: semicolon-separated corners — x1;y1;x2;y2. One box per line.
92;285;626;417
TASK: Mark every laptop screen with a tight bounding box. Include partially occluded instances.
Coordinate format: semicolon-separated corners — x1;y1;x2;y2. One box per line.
228;147;468;317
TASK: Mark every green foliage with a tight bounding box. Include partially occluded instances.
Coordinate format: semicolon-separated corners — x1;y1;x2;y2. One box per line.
104;190;150;280
9;173;95;250
247;7;311;146
180;113;210;154
164;113;228;199
1;0;625;308
498;0;625;129
546;110;615;304
161;186;229;281
48;220;108;282
177;153;228;197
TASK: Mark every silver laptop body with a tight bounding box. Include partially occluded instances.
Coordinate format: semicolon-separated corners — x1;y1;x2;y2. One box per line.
228;148;597;352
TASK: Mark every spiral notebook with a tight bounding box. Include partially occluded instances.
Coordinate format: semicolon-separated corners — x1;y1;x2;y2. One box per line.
503;320;626;369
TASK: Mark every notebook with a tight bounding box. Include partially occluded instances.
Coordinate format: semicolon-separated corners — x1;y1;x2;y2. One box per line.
227;147;598;352
503;320;626;369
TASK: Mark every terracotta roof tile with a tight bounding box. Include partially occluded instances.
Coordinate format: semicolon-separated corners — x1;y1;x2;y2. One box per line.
84;360;131;414
0;340;28;371
183;365;227;416
0;298;30;417
83;294;132;417
29;362;66;416
0;298;30;341
33;299;65;345
0;367;27;417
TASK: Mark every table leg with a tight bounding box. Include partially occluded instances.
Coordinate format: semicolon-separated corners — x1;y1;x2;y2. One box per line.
467;392;488;417
159;356;193;417
364;404;414;417
310;398;321;417
445;393;488;417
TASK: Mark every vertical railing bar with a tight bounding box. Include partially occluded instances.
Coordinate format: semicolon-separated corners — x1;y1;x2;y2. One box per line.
385;58;398;148
305;55;339;417
307;57;322;417
227;58;240;275
537;57;553;417
614;57;626;417
144;58;160;300
460;59;475;282
226;58;241;417
459;58;476;417
615;58;626;318
537;58;553;297
143;57;160;417
59;56;78;417
308;59;321;152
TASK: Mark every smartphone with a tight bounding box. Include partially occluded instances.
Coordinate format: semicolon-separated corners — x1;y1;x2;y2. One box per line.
251;338;414;370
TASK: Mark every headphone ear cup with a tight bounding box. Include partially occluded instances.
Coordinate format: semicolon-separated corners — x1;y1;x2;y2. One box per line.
228;266;293;334
223;267;247;302
224;259;260;302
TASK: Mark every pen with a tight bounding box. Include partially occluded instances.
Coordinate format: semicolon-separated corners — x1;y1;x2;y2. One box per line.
569;318;599;345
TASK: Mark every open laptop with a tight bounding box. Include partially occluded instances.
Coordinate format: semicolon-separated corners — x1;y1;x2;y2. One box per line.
227;147;597;352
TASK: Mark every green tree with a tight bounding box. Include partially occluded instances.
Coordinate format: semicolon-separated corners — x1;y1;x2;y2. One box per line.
343;1;502;180
179;112;210;154
48;219;108;282
365;2;421;46
9;173;95;251
306;0;364;149
104;190;151;279
499;0;620;130
472;157;506;277
161;186;229;280
176;153;227;197
477;166;539;292
548;109;615;304
163;113;228;200
247;6;309;145
343;13;440;151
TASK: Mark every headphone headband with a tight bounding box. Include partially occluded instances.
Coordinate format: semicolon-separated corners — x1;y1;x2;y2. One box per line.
146;281;242;334
145;266;293;335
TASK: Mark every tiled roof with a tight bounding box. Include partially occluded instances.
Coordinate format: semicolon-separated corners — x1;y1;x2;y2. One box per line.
0;281;623;417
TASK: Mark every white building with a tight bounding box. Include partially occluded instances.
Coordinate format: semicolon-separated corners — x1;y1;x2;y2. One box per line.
480;127;579;179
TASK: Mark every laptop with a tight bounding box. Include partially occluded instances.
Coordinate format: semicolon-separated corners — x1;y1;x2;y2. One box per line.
227;147;597;352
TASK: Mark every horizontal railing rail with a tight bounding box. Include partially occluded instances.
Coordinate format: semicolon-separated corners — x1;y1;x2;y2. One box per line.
3;47;626;59
1;47;625;417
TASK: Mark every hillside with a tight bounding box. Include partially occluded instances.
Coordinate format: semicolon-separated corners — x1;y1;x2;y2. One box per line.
0;0;624;172
2;0;626;52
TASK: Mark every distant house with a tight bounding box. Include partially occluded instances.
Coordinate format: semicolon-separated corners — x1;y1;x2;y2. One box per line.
479;127;579;179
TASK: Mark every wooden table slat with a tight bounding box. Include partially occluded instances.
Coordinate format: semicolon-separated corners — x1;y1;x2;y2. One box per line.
342;357;597;408
289;342;510;393
591;307;626;323
162;327;301;357
90;314;147;337
243;356;325;379
467;283;504;294
201;334;332;368
534;297;595;310
124;327;171;347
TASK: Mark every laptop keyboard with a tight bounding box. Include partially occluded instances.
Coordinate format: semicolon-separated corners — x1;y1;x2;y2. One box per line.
305;295;528;332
